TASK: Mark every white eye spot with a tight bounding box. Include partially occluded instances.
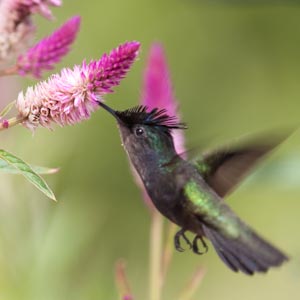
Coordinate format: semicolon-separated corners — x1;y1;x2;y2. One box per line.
135;127;144;136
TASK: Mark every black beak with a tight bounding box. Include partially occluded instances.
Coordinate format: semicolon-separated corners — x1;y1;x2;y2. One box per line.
97;101;120;121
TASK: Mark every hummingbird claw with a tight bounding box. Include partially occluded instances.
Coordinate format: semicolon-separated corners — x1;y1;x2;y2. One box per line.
192;235;209;255
174;229;193;252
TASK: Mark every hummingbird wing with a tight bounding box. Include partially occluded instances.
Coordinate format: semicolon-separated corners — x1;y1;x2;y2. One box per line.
191;132;289;197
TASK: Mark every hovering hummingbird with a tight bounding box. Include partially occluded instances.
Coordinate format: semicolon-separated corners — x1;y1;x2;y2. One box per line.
98;101;288;275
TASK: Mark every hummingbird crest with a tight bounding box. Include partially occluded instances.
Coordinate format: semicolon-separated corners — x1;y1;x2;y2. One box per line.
115;105;187;133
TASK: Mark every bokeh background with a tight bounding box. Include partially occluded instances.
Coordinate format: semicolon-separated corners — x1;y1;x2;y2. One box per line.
1;0;300;299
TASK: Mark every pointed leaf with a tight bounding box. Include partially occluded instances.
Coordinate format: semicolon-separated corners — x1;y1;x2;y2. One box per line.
0;149;56;201
0;160;59;174
0;101;16;118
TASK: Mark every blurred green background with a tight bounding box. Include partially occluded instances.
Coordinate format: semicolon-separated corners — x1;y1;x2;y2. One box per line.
1;0;300;299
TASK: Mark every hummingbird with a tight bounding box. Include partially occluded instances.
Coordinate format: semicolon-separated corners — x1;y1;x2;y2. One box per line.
98;101;288;275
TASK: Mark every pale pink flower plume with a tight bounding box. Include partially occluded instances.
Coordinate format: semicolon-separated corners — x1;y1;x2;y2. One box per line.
0;0;61;64
16;41;140;131
0;0;35;64
134;43;186;211
17;16;81;78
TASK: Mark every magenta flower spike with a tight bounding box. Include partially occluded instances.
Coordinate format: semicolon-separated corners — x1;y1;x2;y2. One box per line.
16;41;140;130
142;43;185;154
17;16;81;78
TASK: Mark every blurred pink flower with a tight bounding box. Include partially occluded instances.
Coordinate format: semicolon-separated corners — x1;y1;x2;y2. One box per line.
16;41;140;130
142;43;185;154
0;0;34;63
1;119;9;129
133;43;186;211
17;16;81;78
0;0;60;64
17;0;61;20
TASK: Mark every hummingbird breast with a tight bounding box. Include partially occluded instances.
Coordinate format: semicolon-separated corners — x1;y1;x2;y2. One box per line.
139;160;204;233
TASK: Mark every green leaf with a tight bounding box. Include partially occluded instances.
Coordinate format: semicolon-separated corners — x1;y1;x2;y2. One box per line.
0;101;16;118
0;160;59;175
0;149;56;201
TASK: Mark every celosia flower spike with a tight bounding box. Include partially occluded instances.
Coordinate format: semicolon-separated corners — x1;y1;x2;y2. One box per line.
16;41;140;131
86;41;140;94
17;16;81;78
142;43;185;154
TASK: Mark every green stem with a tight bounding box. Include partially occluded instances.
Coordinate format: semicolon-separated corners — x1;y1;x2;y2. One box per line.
0;116;25;131
149;210;164;300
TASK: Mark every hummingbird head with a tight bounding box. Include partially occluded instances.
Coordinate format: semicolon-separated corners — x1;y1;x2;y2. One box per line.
98;101;187;167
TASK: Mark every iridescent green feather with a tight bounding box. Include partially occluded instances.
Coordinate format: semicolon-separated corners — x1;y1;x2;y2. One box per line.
193;158;211;175
183;180;240;239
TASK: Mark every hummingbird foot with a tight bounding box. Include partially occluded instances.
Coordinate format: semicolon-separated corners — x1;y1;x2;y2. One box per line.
174;229;193;252
192;235;209;255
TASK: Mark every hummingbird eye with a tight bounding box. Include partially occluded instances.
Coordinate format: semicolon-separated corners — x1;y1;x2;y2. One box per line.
135;127;144;136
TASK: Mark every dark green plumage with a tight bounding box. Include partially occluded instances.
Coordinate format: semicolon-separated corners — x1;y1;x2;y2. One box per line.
99;102;289;275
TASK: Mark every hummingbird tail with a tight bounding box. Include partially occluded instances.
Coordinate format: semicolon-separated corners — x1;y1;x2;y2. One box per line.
202;225;288;275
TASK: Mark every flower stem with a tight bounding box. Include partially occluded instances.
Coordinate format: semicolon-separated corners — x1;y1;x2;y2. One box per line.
0;116;25;131
161;222;177;286
0;66;18;77
178;266;206;300
149;210;163;300
115;259;134;300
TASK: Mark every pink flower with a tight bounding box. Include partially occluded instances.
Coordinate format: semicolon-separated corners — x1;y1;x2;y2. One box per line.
1;119;9;129
17;0;61;20
0;0;60;64
16;41;140;130
0;0;35;63
142;43;185;154
17;16;81;78
133;43;186;211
